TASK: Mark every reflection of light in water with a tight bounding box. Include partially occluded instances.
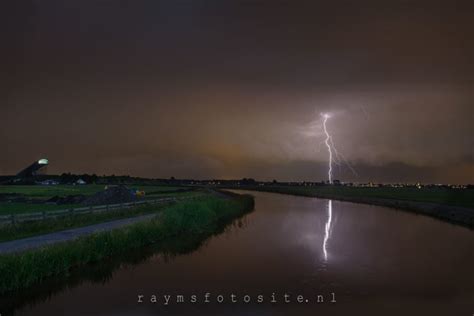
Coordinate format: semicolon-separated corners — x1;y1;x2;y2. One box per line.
323;200;333;261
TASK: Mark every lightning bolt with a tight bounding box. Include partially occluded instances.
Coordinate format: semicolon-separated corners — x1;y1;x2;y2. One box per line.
323;199;333;261
322;113;333;184
320;112;358;183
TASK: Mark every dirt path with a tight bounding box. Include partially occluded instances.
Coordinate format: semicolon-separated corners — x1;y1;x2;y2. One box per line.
0;213;160;255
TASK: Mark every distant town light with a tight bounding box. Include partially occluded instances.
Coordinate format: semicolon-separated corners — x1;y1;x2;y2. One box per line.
38;158;49;165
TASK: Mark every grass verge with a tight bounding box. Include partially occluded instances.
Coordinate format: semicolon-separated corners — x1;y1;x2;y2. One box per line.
0;185;185;198
0;202;174;242
0;193;254;294
0;185;198;215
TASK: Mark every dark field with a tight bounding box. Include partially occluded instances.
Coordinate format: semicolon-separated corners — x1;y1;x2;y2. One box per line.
0;184;185;198
0;185;195;215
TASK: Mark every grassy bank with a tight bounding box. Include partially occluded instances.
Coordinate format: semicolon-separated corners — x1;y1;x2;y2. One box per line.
0;193;254;294
0;202;173;242
0;184;195;215
233;185;474;228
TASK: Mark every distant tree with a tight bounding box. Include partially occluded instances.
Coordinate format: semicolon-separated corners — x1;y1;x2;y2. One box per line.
241;178;256;185
91;174;98;183
60;172;74;184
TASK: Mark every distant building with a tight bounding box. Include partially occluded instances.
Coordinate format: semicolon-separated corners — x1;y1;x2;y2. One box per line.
16;158;49;178
76;179;87;185
38;179;59;186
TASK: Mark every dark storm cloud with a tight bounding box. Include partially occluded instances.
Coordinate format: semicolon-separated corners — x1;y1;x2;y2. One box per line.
1;1;473;183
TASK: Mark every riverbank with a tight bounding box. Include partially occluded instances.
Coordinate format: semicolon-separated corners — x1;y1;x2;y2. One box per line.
228;186;474;228
0;213;161;254
0;192;254;294
0;202;171;242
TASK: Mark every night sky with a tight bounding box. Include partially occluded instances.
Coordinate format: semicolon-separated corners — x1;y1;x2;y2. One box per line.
2;1;473;183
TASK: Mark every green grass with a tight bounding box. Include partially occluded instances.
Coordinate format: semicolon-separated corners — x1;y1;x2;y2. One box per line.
0;185;103;198
0;185;197;215
0;193;254;294
0;203;83;215
244;185;474;209
0;202;174;242
143;190;202;200
0;184;185;198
